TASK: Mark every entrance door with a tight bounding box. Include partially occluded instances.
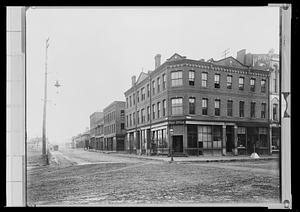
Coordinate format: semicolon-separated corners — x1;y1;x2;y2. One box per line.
226;126;233;153
173;135;183;153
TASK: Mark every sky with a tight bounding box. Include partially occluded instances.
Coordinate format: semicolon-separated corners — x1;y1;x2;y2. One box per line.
26;6;280;145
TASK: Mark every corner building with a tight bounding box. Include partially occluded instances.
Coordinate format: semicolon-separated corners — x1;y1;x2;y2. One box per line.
124;53;270;156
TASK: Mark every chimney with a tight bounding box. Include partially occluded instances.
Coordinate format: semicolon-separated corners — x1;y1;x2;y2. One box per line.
131;75;136;87
154;54;161;69
236;49;246;65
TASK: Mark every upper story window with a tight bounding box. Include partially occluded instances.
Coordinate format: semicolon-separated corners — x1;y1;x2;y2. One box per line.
202;98;208;115
141;87;145;101
274;76;278;93
261;103;266;118
120;110;124;117
137;91;140;103
214;74;220;88
171;98;183;115
189;97;196;114
152;104;156;119
121;123;125;130
171;71;183;87
227;100;233;116
227;75;232;89
141;108;145;123
215;99;220;116
250;102;256;118
273;103;278;121
261;79;266;93
189;70;195;86
250;78;256;92
147;106;150;121
152;80;155;95
201;72;207;87
157;102;161;118
129;114;132;126
162;74;166;89
239;101;244;117
137;110;140;124
126;97;128;108
239;77;244;90
129;96;132;107
126;115;128;127
147;84;150;98
133;93;135;105
133;112;135;125
163;99;166;116
157;77;161;93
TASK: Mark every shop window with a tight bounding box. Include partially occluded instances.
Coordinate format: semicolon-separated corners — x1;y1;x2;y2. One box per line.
237;127;246;147
198;126;212;149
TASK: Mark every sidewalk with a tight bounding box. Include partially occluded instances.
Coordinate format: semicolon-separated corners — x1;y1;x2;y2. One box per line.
87;149;279;163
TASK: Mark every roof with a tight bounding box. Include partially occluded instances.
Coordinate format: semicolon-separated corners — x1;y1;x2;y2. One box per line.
212;56;250;69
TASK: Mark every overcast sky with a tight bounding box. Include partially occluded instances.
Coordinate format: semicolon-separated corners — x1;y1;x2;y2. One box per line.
26;6;279;144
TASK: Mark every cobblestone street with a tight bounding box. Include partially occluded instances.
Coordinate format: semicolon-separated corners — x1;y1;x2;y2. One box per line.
27;148;280;206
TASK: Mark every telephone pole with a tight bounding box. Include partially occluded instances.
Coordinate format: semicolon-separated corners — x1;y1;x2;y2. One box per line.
222;48;230;59
42;38;50;165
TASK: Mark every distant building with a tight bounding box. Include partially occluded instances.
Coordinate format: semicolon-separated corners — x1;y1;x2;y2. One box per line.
89;111;104;150
124;53;270;156
103;101;126;151
72;130;90;149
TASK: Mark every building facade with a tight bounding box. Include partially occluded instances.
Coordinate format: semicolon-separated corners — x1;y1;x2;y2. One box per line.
103;101;126;151
124;53;270;156
72;131;90;149
89;111;104;150
236;49;280;153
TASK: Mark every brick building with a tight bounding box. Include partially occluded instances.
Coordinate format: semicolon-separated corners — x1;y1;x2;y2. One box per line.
103;101;126;151
72;130;90;149
89;111;104;150
124;53;270;156
236;49;280;153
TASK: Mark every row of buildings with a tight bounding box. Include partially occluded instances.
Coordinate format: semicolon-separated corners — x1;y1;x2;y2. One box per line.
72;49;280;156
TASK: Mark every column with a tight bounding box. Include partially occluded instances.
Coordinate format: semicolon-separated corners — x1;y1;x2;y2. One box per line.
222;125;226;156
233;125;238;156
126;133;130;152
183;124;188;155
269;126;273;155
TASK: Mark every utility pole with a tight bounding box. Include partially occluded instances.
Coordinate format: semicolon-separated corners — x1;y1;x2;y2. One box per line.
42;37;50;165
222;48;230;59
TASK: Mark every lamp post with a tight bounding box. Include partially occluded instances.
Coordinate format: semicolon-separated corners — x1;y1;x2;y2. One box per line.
169;128;174;162
42;38;50;165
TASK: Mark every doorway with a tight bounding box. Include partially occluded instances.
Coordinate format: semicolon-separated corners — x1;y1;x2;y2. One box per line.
226;126;234;153
172;135;183;153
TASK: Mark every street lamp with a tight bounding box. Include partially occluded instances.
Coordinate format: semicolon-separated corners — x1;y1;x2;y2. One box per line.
169;128;174;162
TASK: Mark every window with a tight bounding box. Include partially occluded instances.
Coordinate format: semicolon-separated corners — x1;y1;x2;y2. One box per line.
171;71;183;87
152;80;155;95
261;103;266;118
129;96;132;107
274;77;277;93
157;102;161;118
126;97;128;108
147;84;150;98
133;112;135;125
137;91;140;103
121;123;125;130
237;127;246;147
171;98;183;115
214;74;220;88
251;102;256;118
162;74;166;89
141;87;145;101
239;77;244;90
227;75;232;89
126;115;128;127
163;99;166;116
147;106;150;121
273;103;278;121
152;104;156;119
129;114;132;126
261;79;266;93
215;99;220;116
189;97;196;114
239;101;244;117
250;78;256;92
202;98;208;115
201;72;207;87
227;100;233;116
157;77;160;93
133;93;135;105
137;110;139;124
189;70;195;86
141;109;145;123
